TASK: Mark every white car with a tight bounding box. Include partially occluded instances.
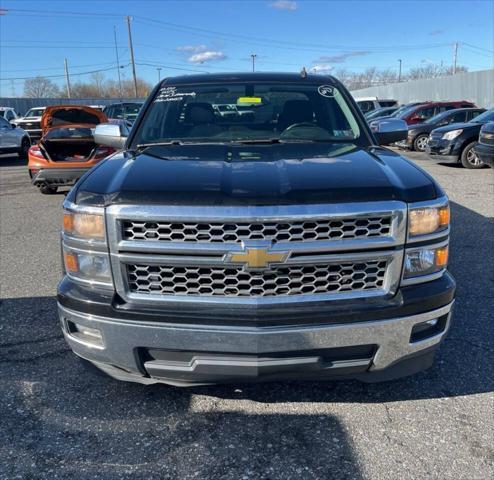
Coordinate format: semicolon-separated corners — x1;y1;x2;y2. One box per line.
0;116;31;158
354;96;398;115
0;107;20;123
13;106;46;142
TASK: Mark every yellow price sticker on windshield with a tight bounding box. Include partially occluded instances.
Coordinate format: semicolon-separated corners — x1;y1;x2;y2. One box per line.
237;96;262;105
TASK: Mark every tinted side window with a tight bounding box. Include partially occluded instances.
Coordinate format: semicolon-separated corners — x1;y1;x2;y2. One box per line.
448;111;467;123
6;111;15;121
417;107;435;120
469;110;483;120
357;101;374;113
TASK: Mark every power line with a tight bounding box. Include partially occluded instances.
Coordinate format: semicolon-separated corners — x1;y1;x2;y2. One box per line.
0;64;130;81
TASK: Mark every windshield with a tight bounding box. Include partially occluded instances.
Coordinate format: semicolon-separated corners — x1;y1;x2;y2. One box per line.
44;127;93;140
365;107;394;120
132;82;363;147
25;108;44;117
391;104;421;118
469;109;494;123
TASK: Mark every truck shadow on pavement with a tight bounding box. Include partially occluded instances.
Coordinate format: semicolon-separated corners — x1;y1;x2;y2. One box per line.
0;201;492;477
0;296;363;478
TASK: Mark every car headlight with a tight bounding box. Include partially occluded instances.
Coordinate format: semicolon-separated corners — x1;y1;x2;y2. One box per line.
403;244;449;279
63;247;112;286
409;202;450;237
63;210;105;240
442;129;463;141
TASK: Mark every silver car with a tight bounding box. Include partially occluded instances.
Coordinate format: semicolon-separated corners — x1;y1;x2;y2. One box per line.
0;117;31;158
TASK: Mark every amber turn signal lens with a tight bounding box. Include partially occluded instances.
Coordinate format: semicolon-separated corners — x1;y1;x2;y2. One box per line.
63;212;74;233
435;246;449;267
439;205;450;227
64;251;78;273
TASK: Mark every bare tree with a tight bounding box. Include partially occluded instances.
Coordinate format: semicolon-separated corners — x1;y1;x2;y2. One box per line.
23;76;60;98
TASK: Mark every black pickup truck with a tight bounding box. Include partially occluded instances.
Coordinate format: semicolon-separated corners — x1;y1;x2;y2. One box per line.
58;73;455;386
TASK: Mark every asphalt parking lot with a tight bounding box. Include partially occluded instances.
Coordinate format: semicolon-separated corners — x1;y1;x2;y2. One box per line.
0;150;493;480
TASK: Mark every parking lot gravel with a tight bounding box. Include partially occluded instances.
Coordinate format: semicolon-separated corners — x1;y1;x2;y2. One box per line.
0;151;493;480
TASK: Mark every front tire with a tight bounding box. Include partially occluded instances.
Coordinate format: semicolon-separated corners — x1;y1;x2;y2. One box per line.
18;137;30;159
413;134;429;152
38;184;58;195
460;142;484;169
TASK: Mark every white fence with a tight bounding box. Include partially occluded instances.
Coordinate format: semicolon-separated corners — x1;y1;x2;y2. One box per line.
351;69;494;109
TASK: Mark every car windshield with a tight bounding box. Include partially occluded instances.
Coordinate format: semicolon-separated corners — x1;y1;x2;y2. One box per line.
44;127;93;140
365;107;394;120
25;108;44;117
133;82;362;147
392;104;421;118
469;109;494;123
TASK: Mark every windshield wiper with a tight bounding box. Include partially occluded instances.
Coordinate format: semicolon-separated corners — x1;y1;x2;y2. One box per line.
136;141;184;149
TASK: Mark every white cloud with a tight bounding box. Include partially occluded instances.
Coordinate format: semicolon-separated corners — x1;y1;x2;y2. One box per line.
176;45;208;53
188;51;227;63
311;64;333;74
270;1;297;11
314;51;370;64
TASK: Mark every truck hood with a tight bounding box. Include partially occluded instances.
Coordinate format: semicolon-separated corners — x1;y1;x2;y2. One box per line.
41;105;107;133
73;143;439;206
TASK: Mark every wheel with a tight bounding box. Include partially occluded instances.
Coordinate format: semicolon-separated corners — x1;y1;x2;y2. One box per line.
18;137;30;159
460;142;484;169
413;134;429;152
38;184;58;195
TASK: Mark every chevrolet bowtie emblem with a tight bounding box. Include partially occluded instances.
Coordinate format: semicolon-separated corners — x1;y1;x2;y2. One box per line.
228;248;288;269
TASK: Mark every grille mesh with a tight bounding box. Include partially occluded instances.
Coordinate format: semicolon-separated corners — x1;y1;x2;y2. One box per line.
122;217;392;244
127;260;388;297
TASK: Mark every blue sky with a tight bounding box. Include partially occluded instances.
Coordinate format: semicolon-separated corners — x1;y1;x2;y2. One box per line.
1;0;493;96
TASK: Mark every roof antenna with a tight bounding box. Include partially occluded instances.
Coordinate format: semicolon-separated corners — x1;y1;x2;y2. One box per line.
300;66;307;78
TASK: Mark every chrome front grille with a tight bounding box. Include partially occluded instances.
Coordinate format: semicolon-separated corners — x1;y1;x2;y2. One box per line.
122;216;393;244
127;260;388;297
106;202;407;305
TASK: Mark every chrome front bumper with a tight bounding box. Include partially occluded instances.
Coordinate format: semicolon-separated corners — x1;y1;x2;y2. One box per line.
58;301;454;385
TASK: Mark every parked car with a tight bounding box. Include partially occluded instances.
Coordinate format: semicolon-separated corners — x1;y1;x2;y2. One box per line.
364;106;399;121
0;117;31;158
394;101;476;126
474;122;494;168
354;96;398;114
0;107;20;123
12;106;46;142
397;108;486;152
103;102;143;125
426;108;494;168
27;105;114;194
57;72;455;386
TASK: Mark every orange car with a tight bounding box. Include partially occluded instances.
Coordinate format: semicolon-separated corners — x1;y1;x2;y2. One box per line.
28;105;115;194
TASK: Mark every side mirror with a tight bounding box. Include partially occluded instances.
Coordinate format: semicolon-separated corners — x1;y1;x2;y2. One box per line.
11;123;16;129
369;118;408;146
93;122;128;149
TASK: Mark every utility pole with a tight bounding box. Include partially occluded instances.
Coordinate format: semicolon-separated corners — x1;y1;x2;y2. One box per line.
251;53;257;72
126;15;138;97
64;58;71;99
113;26;123;99
453;42;458;74
398;59;402;82
157;67;162;82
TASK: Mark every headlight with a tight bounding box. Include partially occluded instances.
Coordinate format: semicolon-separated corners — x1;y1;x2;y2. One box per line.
63;247;112;286
442;129;463;140
409;203;450;237
403;244;449;279
63;210;105;240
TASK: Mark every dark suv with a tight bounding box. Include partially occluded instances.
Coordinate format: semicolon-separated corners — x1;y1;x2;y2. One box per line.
398;108;485;152
427;108;494;168
397;101;476;125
